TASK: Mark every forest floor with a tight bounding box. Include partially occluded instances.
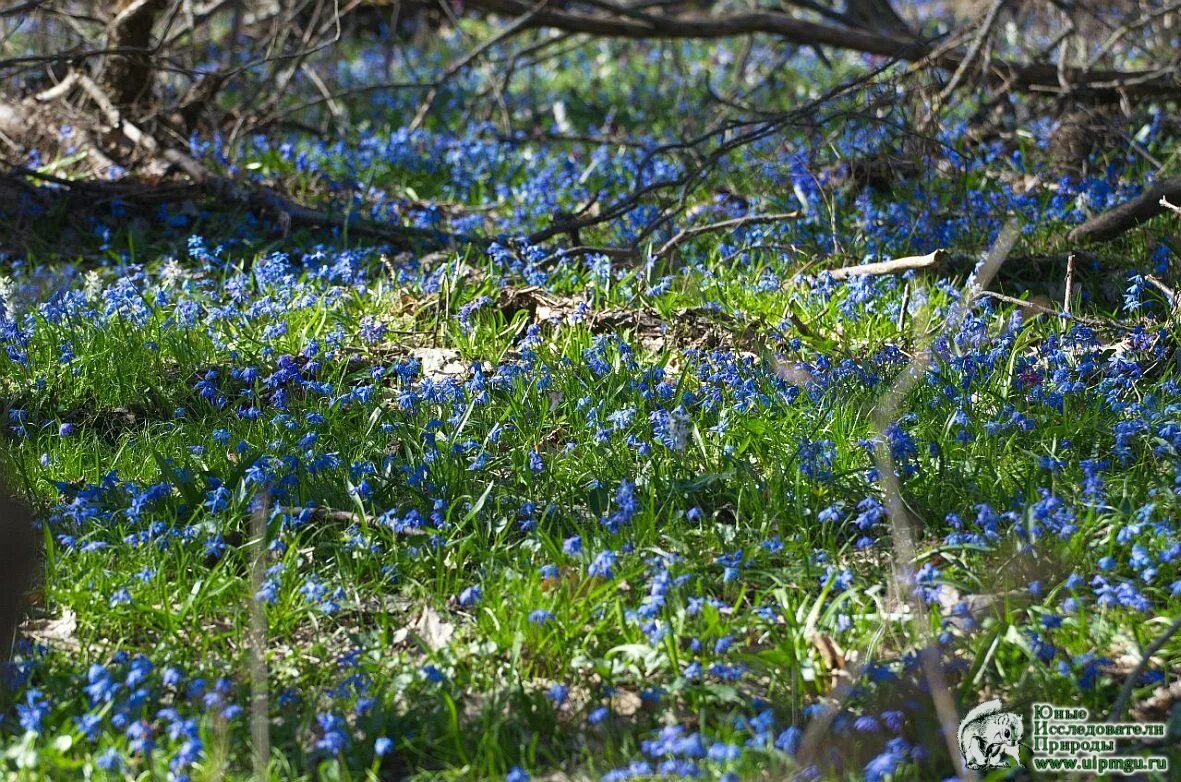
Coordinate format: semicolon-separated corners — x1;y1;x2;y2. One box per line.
2;34;1181;782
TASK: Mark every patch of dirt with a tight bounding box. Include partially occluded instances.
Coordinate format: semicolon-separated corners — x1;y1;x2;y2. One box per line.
496;286;766;353
409;347;467;380
1133;679;1181;723
21;609;79;652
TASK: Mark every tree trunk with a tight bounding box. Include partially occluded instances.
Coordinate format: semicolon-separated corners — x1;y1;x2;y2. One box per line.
0;492;35;658
100;0;167;111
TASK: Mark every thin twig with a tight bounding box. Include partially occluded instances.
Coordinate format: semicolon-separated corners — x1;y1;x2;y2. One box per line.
975;290;1135;331
408;0;551;131
1109;614;1181;722
937;0;1007;101
1145;274;1178;307
247;494;271;780
651;211;804;261
798;228;1022;781
1063;252;1076;316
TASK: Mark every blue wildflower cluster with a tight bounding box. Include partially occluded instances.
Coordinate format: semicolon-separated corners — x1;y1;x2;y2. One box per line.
1;17;1180;782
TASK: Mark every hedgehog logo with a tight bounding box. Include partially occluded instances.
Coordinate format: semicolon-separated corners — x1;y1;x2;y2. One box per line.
957;700;1023;770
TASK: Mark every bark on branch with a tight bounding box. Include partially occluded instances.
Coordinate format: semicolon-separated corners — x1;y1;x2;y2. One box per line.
1067;176;1181;243
466;0;1181;99
827;249;947;279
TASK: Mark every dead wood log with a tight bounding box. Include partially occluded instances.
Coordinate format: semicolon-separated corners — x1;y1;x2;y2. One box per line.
827;249;947;279
0;492;36;659
1067;176;1181;243
465;0;1181;99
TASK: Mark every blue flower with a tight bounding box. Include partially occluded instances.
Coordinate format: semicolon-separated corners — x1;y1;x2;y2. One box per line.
529;609;555;625
126;720;156;754
589;549;617;579
85;664;118;705
459;585;483;606
650;406;690;452
17;689;49;733
775;725;802;755
864;738;909;781
76;713;102;740
314;712;349;754
603;480;639;532
95;748;123;771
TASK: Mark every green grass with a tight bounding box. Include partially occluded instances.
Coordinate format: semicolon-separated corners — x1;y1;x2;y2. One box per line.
1;221;1179;779
2;28;1181;779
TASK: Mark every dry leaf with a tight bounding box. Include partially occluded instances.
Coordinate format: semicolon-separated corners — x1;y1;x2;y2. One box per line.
411;347;466;380
611;689;643;716
809;631;846;690
410;605;455;652
23;609;79;650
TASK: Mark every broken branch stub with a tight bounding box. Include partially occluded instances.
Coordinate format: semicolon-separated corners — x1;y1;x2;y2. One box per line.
826;249;947;279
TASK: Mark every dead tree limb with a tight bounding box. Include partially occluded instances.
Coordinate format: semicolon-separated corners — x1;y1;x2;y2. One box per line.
652;211;804;261
30;73;484;249
0;492;35;659
465;0;1181;99
1066;176;1181;243
100;0;168;110
827;249;947;279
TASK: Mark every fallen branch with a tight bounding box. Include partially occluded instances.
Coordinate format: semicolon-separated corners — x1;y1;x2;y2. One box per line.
975;290;1135;331
1109;613;1181;722
278;506;362;524
467;0;1181;99
1066;175;1181;243
0;492;35;659
66;72;480;249
826;248;947;279
277;506;425;535
652;210;803;261
531;211;804;267
1144;274;1178;308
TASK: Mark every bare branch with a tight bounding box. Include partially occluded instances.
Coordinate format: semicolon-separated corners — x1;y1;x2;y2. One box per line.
826;249;947;279
1066;175;1181;243
466;0;1181;99
652;211;804;261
